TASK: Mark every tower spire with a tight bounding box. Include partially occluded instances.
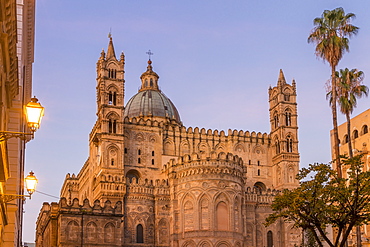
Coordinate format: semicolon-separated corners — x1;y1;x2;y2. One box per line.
106;33;116;59
277;69;286;86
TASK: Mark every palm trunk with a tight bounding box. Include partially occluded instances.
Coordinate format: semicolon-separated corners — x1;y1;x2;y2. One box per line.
346;112;353;158
331;66;342;178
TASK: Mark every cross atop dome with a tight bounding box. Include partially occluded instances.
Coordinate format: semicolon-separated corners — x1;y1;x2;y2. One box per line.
139;55;160;92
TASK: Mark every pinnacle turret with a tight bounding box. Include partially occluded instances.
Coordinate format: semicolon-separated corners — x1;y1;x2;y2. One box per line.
106;35;116;60
277;69;286;86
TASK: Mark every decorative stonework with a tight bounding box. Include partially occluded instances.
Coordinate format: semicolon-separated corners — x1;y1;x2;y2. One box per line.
36;39;301;247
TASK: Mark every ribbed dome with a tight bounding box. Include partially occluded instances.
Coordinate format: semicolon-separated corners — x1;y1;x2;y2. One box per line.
123;90;181;123
123;60;181;124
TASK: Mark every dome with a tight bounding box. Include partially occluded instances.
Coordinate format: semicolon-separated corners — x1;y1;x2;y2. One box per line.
124;90;181;123
123;60;181;124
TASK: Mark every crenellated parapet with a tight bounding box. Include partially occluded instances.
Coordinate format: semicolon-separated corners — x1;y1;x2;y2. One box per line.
58;197;123;215
36;198;124;247
245;187;279;204
126;178;155;200
163;152;245;184
123;116;270;143
60;173;79;199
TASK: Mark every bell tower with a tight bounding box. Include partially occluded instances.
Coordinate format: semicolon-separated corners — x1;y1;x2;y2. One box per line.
88;35;126;202
269;70;299;190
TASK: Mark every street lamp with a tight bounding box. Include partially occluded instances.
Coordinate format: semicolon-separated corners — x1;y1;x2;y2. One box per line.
0;171;38;203
25;97;44;132
0;97;44;141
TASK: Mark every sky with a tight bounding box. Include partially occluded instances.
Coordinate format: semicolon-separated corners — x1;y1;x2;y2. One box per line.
23;0;370;242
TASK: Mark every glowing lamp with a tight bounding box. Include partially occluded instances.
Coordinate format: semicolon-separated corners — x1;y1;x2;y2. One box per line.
25;97;44;132
25;171;38;196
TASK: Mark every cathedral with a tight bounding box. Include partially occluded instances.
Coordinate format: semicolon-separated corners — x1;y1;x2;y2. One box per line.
35;37;301;247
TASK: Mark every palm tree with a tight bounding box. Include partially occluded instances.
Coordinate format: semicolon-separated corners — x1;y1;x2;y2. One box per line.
326;69;368;247
336;68;368;158
308;7;359;177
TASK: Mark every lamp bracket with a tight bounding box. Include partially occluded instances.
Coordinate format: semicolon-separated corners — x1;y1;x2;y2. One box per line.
0;194;30;203
0;131;34;142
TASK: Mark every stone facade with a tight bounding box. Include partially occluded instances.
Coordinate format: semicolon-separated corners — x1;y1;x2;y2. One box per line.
36;37;301;247
0;0;36;246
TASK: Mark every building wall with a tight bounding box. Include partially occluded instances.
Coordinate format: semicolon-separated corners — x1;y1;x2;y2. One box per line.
331;108;370;246
0;0;35;246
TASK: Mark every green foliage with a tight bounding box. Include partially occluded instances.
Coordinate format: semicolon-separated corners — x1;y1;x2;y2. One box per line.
266;155;370;247
328;68;369;115
308;7;359;176
308;7;358;68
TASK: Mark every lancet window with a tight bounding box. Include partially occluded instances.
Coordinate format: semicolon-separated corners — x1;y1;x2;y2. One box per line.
136;224;144;243
286;136;293;153
267;231;273;247
108;119;117;133
285;110;292;126
108;91;117;105
108;68;117;79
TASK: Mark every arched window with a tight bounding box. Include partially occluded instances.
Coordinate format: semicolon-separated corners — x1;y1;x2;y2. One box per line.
273;113;279;128
216;202;229;230
344;134;349;144
363;125;368;135
254;182;266;193
108;91;117;105
284;94;290;101
136;224;144;243
108;91;113;105
257;169;260;176
200;198;210;230
126;169;140;183
86;222;97;242
353;130;359;139
108;119;117;133
145;79;148;87
66;221;79;241
104;223;115;243
362;125;368;135
275;140;280;154
285;111;292;126
184;200;194;231
108;69;117;79
150;78;153;87
286;136;293;153
267;231;273;247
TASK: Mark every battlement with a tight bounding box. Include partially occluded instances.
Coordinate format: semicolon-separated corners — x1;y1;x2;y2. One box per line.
163;152;245;181
245;187;279;204
123;116;270;143
58;197;123;215
164;151;244;169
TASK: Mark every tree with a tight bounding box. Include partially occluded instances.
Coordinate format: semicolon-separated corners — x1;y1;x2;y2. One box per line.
335;68;368;158
308;7;359;177
332;68;368;246
265;155;370;247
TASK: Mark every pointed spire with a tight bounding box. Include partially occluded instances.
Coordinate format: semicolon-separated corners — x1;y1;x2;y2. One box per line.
100;49;106;59
120;52;125;62
106;34;116;59
277;69;286;86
